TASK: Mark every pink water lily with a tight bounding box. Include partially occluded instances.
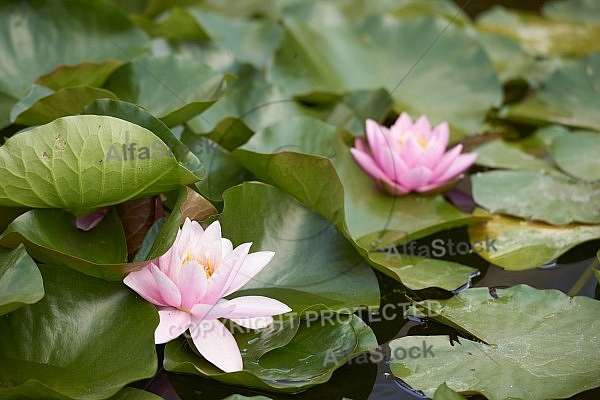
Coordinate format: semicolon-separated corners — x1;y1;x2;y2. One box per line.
350;113;477;195
123;218;291;372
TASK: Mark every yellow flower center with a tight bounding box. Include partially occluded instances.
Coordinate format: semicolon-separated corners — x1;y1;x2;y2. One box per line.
182;249;215;278
397;134;428;150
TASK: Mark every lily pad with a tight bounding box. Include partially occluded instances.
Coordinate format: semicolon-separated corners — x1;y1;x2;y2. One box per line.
268;16;501;136
10;86;118;126
551;130;600;181
542;0;600;25
165;314;377;393
476;6;600;58
0;245;44;316
369;251;477;291
472;170;600;225
109;388;164;400
502;53;600;132
103;55;228;127
0;115;200;211
390;285;600;399
0;264;158;399
468;209;600;270
0;0;148;128
35;61;124;91
232;117;481;254
218;181;380;313
474;139;553;172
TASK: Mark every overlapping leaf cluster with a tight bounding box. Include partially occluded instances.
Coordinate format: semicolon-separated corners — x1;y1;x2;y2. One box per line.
0;0;599;399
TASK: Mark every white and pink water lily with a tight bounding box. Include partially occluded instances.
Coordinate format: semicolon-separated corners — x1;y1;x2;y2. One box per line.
123;218;291;373
350;113;477;195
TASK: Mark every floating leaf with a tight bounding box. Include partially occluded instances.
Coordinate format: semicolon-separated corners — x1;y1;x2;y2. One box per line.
104;55;228;127
551;130;600;181
472;170;600;225
35;60;124;91
0;0;148;128
502;53;600;132
232;117;482;256
476;6;600;57
468;209;600;270
390;285;600;399
0;245;44;316
369;251;477;291
10;85;117;126
218;182;379;313
268;16;501;136
474;139;553;171
0;264;158;399
165;315;377;393
0;115;200;210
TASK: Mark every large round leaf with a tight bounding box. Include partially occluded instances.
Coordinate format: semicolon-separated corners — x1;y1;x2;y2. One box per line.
472;170;600;225
551;130;600;181
0;0;148;128
468;209;600;270
218;181;380;313
390;285;600;399
231;117;481;265
268;16;501;136
0;264;158;399
502;53;600;132
165;314;377;393
10;86;118;126
0;245;44;316
103;55;228;127
0;115;200;211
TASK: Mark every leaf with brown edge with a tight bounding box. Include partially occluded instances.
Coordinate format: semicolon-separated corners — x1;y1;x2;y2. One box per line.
179;186;218;224
117;196;164;262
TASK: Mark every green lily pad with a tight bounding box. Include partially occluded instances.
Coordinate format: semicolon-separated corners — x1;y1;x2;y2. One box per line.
0;0;148;128
10;85;117;126
468;209;600;270
502;53;600;132
0;264;158;399
165;314;377;393
232;117;481;254
189;10;283;69
0;245;44;316
433;383;467;400
218;181;380;313
109;388;164;400
476;6;600;58
83;99;205;178
104;55;228;127
268;16;501;136
35;61;124;91
369;251;477;291
186;78;320;150
551;130;600;181
0;208;150;280
542;0;600;25
0;115;200;211
390;285;600;399
472;170;600;225
474;139;553;172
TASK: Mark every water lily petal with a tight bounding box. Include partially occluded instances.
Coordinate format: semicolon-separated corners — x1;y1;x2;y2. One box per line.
350;148;389;181
206;242;252;303
354;137;369;154
378;177;411;196
365;119;390;164
413;115;432;138
430;144;464;179
431;152;478;184
223;251;275;296
225;296;292;319
190;319;243;373
75;208;108;231
174;261;208;310
397;165;433;191
432;121;450;149
124;264;170;307
151;264;182;307
155;308;191;344
399;136;426;168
